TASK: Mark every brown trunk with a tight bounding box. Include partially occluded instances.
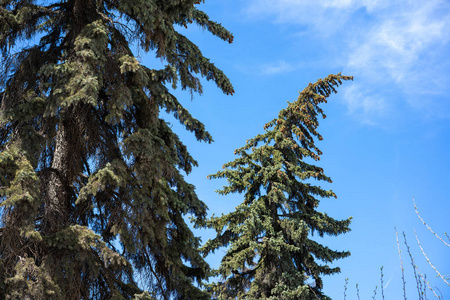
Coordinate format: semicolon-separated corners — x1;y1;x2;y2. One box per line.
43;121;72;233
41;118;86;299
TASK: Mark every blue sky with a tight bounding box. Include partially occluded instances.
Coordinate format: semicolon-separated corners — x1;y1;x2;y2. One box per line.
147;1;450;298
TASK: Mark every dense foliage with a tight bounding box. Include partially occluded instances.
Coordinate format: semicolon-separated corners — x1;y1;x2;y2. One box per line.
203;74;353;299
0;0;233;299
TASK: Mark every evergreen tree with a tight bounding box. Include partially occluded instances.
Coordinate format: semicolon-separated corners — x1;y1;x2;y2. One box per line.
203;74;353;299
0;0;233;299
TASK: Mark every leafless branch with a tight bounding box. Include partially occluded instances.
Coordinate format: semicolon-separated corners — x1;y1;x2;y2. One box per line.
402;232;423;300
413;197;449;247
343;278;348;300
414;228;449;286
419;272;441;299
395;228;407;300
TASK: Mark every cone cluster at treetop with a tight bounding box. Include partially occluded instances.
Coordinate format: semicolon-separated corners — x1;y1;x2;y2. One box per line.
0;0;351;299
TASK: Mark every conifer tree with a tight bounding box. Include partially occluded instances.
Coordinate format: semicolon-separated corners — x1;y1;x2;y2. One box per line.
0;0;233;299
203;74;353;299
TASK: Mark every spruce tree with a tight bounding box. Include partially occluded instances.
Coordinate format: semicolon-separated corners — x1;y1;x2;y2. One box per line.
0;0;233;299
203;74;353;299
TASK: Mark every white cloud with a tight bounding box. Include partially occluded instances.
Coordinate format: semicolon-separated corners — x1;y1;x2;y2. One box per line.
342;84;387;124
259;60;296;75
245;0;388;34
348;1;449;83
235;60;298;76
244;0;450;121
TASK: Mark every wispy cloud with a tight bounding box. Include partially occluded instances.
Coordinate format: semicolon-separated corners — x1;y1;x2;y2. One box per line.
259;60;296;75
235;60;298;76
347;1;450;83
342;84;387;125
384;273;393;290
244;0;450;122
245;0;388;34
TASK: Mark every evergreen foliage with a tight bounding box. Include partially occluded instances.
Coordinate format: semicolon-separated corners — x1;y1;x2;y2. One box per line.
203;74;353;299
0;0;233;299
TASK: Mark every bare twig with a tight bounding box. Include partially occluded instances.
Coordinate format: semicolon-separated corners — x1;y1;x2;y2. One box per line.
414;229;450;286
356;283;360;300
372;285;377;300
344;278;348;300
396;228;407;300
413;197;449;247
402;232;423;299
420;272;441;299
380;267;385;300
423;274;427;300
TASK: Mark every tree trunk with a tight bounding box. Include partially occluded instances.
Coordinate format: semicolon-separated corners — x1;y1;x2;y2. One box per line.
43;121;71;233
